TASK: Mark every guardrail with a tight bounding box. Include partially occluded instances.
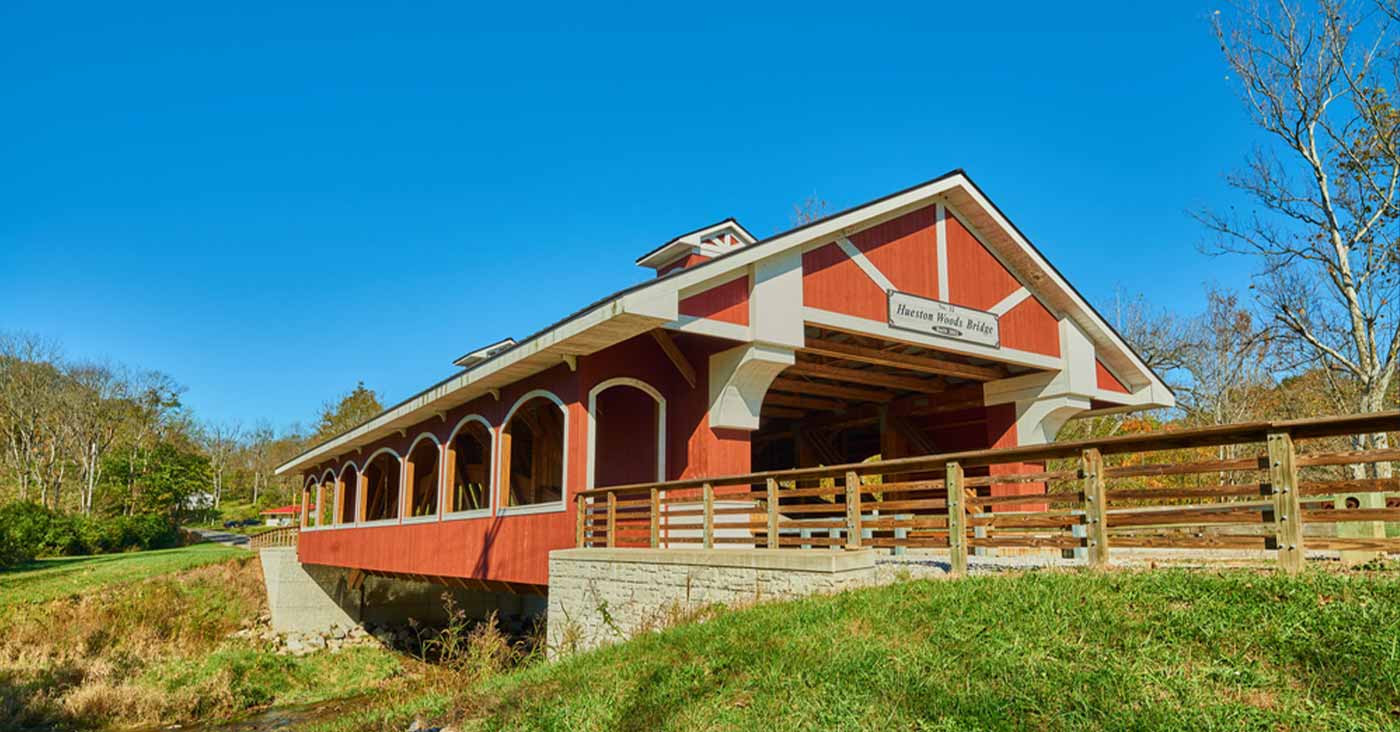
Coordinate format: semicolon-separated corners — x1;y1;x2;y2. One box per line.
575;411;1400;573
250;526;300;550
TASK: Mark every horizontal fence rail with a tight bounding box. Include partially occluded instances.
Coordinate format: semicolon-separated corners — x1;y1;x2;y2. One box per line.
575;411;1400;573
250;526;300;549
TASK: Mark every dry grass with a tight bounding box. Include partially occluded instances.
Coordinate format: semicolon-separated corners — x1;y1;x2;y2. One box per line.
0;554;403;730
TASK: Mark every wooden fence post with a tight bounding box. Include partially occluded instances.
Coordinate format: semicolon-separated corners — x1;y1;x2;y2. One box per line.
946;461;968;577
1082;448;1109;567
845;471;862;549
649;487;660;549
606;491;617;549
766;478;779;549
575;494;586;548
702;482;714;549
1267;431;1304;572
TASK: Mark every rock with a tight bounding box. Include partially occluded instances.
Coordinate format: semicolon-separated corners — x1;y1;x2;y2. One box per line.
304;635;327;650
284;636;306;654
330;626;347;640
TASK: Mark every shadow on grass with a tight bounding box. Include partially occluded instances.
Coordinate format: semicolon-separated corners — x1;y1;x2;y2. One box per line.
0;667;87;731
0;557;135;579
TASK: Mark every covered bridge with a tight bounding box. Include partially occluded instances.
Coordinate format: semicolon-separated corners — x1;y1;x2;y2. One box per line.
274;169;1174;594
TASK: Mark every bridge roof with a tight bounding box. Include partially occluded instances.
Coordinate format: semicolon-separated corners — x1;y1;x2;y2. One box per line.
276;169;1173;476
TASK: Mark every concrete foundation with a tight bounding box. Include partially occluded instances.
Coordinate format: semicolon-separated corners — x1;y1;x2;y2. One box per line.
260;548;545;635
546;548;877;654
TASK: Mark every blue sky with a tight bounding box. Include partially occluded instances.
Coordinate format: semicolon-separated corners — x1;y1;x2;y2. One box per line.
0;2;1257;429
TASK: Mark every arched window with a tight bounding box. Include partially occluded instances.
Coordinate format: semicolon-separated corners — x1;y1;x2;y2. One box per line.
445;418;492;514
337;463;359;525
302;477;317;528
362;450;402;522
405;437;440;518
501;393;566;509
318;470;336;526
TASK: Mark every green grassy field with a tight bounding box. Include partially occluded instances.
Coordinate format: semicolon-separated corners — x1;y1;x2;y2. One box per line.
1;546;406;730
313;566;1400;732
0;542;247;608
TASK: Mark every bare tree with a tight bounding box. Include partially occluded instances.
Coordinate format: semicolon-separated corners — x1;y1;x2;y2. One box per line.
0;333;67;505
60;362;127;515
1201;0;1400;477
1177;288;1277;426
791;194;830;226
200;420;242;509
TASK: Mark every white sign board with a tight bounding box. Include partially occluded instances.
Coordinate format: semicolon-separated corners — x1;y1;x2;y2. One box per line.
887;291;1000;348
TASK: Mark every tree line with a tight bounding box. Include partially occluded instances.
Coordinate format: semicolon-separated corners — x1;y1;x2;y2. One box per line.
0;331;384;520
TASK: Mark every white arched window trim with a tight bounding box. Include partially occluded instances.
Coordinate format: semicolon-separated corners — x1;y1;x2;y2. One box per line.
497;389;570;517
401;433;443;525
333;461;360;528
301;475;319;529
586;377;666;490
359;447;403;527
443;414;495;521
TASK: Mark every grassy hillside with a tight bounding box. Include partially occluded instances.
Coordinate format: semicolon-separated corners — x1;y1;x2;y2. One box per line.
1;549;404;730
319;566;1400;732
0;542;246;608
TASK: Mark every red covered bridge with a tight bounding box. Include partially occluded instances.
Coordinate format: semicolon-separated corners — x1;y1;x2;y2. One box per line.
275;170;1174;592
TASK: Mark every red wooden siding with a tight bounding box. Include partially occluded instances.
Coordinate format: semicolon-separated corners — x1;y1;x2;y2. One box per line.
945;213;1021;312
679;275;750;325
658;253;710;277
802;242;888;321
1096;358;1130;393
998;295;1061;357
299;331;754;586
849;205;938;298
592;384;660;487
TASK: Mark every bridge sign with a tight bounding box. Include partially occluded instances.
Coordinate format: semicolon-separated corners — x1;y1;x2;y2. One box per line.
887;290;999;348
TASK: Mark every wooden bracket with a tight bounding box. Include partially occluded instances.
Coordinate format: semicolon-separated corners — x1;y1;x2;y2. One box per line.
347;568;366;591
562;354;578;372
651;330;697;388
487;388;501;401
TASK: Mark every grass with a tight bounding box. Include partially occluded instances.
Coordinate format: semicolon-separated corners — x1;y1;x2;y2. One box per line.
314;566;1400;732
0;549;405;730
0;542;246;608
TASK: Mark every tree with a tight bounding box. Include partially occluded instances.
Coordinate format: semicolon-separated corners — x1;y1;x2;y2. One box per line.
199;420;242;509
59;362;127;515
790;194;830;227
1201;0;1399;477
312;382;383;443
1177;288;1278;427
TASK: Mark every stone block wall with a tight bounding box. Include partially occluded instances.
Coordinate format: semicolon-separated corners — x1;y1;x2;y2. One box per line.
546;548;876;654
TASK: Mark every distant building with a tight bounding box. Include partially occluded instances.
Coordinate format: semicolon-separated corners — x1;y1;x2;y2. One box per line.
259;504;307;527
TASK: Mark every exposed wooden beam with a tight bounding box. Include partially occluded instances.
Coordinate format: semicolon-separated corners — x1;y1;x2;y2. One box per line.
887;414;939;455
651;330;697;388
761;406;806;420
800;430;844;466
770;377;894;403
763;393;846;412
802;337;1005;381
786;361;946;394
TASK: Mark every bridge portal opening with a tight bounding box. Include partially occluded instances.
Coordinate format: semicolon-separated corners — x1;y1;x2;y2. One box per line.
363;452;401;522
446;420;492;513
502;396;565;508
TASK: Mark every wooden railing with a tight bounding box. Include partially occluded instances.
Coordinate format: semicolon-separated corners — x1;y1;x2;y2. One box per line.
250;526;300;549
575;412;1400;573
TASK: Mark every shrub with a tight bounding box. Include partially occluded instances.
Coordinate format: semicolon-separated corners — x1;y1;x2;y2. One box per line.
0;502;181;561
